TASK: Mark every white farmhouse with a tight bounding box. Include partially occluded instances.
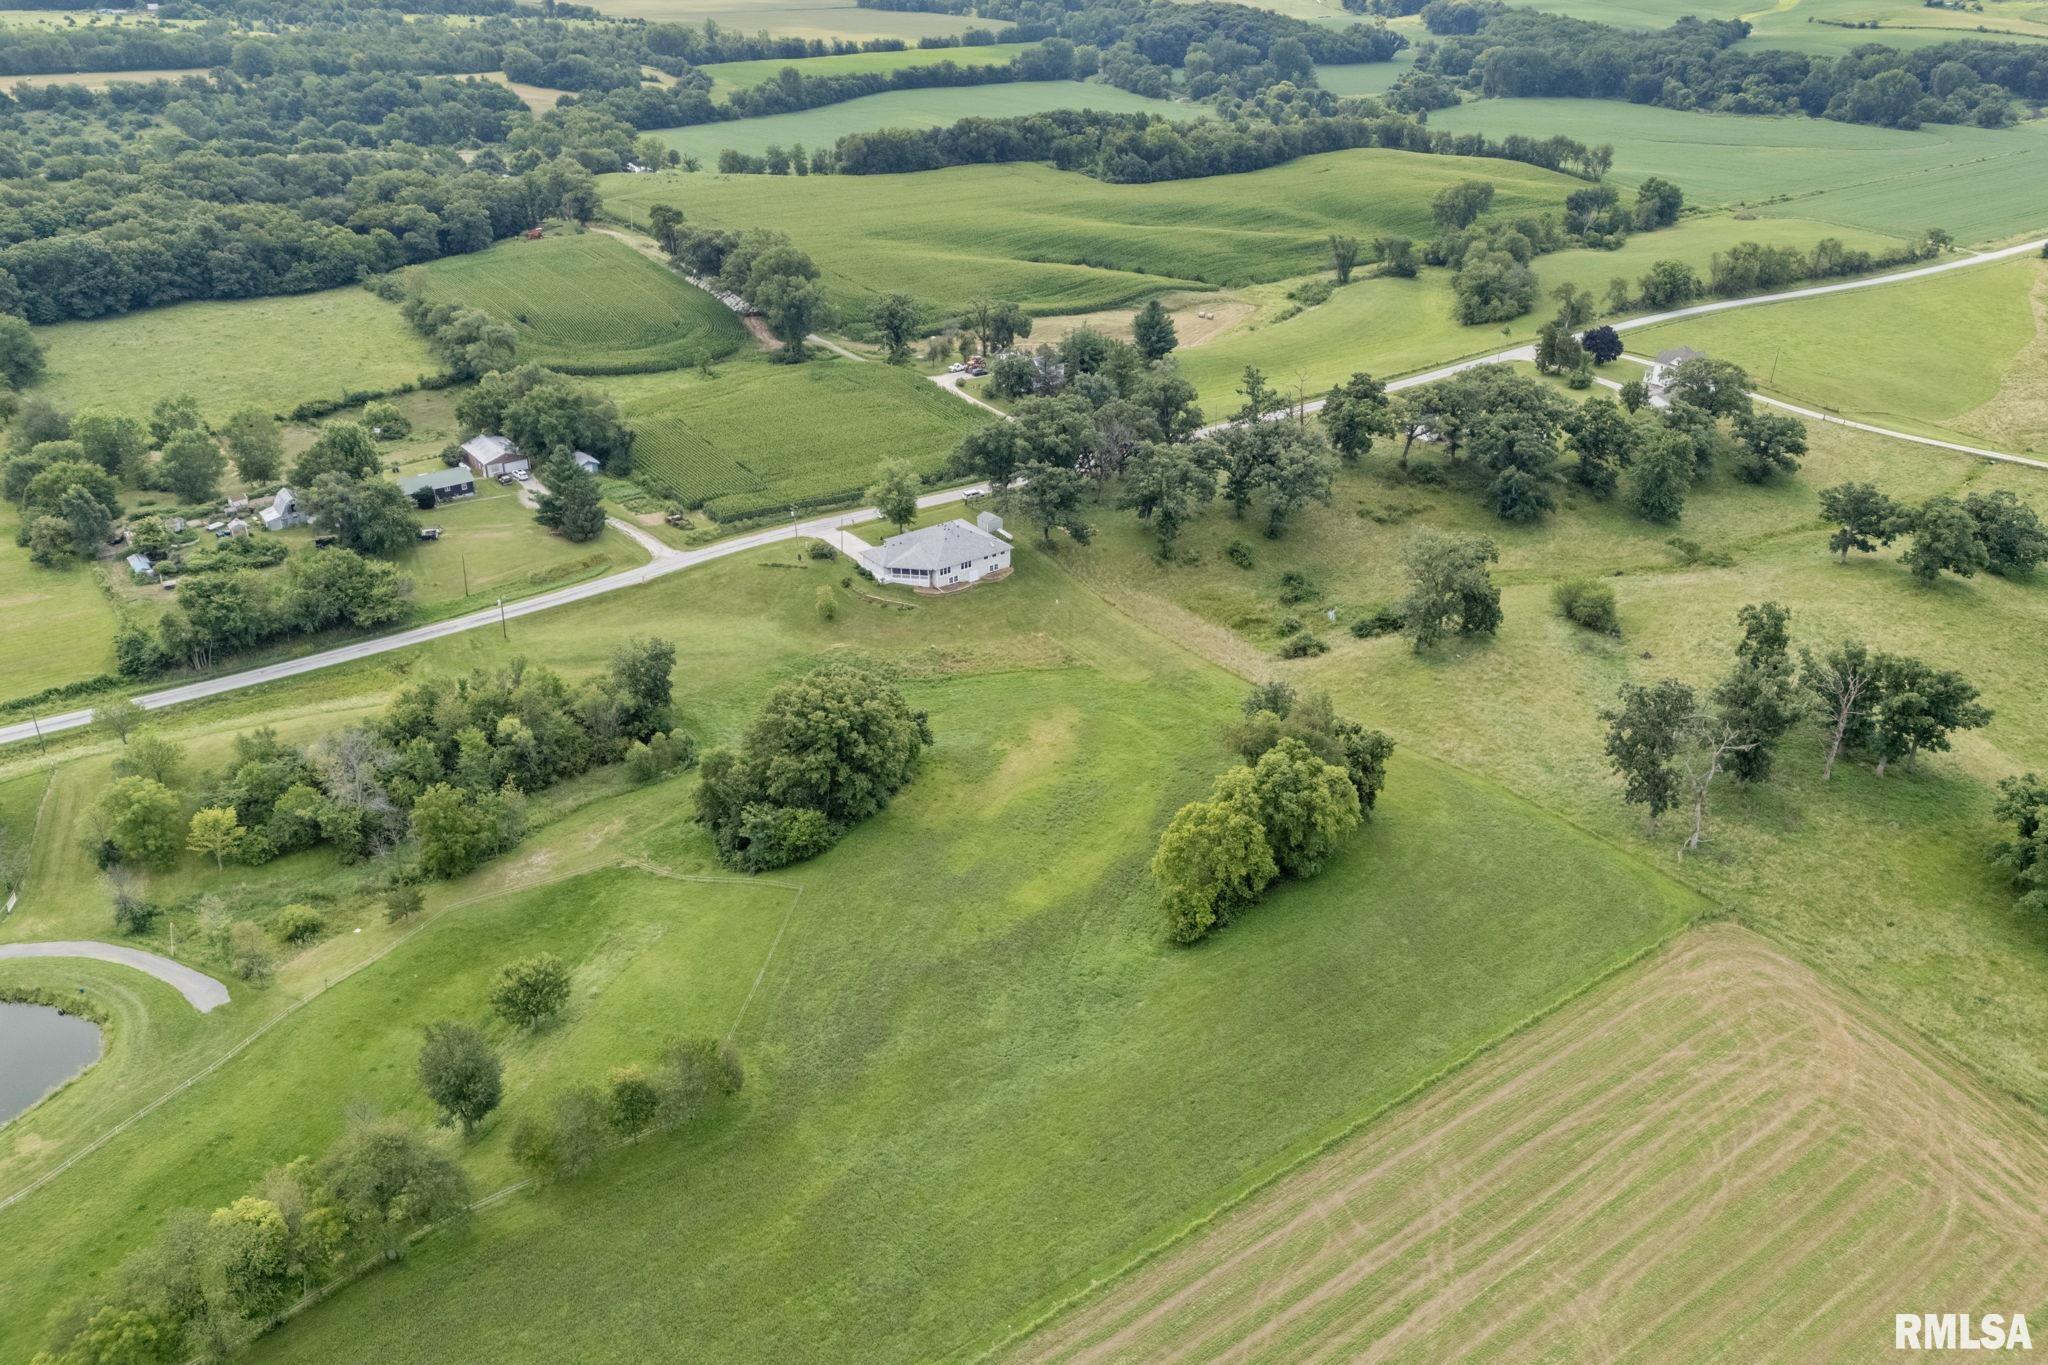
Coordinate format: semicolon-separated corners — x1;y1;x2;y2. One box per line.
853;514;1011;591
1646;346;1706;407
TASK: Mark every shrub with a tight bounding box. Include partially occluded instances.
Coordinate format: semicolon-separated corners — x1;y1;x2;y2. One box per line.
272;903;326;944
489;953;572;1030
228;920;275;984
1276;570;1320;604
1277;632;1329;659
1225;540;1255;569
1552;579;1621;635
624;729;698;783
815;585;839;622
1349;604;1407;639
805;541;838;561
111;886;158;935
384;884;425;922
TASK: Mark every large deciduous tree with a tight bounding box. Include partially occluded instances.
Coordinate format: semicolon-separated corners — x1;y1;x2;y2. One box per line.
417;1021;502;1137
1399;529;1501;652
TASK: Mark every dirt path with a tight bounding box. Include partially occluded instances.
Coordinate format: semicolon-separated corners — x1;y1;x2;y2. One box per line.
0;941;228;1013
1004;925;2048;1364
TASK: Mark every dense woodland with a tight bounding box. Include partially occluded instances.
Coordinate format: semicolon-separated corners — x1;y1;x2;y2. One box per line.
1405;6;2048;127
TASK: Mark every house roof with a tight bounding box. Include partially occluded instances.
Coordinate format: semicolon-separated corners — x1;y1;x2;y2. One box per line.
871;518;1008;573
1654;346;1706;367
125;552;154;573
462;434;515;461
572;450;600;471
398;466;477;495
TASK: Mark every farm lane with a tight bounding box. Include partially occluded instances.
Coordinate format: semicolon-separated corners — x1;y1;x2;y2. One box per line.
0;941;230;1013
0;483;991;751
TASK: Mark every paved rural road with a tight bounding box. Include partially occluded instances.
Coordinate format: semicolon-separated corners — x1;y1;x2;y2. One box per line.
0;941;230;1012
0;483;989;750
2;236;2039;752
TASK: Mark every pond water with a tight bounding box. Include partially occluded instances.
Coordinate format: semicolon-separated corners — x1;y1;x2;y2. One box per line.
0;1001;103;1124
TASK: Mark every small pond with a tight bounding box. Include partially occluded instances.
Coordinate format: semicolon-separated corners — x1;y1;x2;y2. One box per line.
0;1001;103;1124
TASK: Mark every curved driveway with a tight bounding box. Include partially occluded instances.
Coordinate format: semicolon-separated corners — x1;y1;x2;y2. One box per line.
0;941;230;1012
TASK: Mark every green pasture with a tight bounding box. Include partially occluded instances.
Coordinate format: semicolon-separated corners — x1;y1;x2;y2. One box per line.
5;66;206;89
648;79;1207;165
552;0;1006;41
1057;417;2048;1114
601;354;984;515
30;287;435;422
1312;48;1415;95
1172;211;1903;415
1630;255;2047;451
0;509;123;705
604;149;1579;317
0;508;1699;1359
1426;99;2048;245
696;41;1037;94
410;232;749;374
1508;0;2048;50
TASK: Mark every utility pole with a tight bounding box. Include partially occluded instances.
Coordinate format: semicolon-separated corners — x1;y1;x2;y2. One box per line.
461;553;469;598
497;597;507;640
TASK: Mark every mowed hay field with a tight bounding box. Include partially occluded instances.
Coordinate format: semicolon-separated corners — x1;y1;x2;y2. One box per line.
545;0;1005;41
1508;0;2048;50
1631;255;2048;452
0;510;121;704
1012;926;2048;1364
603;355;985;515
411;232;749;374
6;66;206;91
697;41;1038;94
648;80;1208;165
604;149;1579;316
30;286;434;421
1426;100;2048;244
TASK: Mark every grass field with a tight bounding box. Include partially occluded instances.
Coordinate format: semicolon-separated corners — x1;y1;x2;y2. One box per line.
544;0;1005;41
1171;211;1905;415
1312;48;1415;95
476;70;572;113
0;511;1701;1361
647;80;1207;165
1014;925;2048;1361
411;231;749;374
1510;0;2048;50
30;287;434;422
601;354;984;514
1058;417;2048;1115
696;41;1037;94
0;510;121;705
604;149;1580;317
5;65;204;90
1630;255;2048;452
1426;99;2048;245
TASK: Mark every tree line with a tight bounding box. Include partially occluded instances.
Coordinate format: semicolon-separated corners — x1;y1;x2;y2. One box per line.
88;638;686;897
34;1005;735;1365
824;103;1609;183
1410;5;2045;129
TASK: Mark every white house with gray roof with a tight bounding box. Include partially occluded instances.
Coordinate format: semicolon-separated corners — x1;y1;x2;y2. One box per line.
853;514;1011;591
